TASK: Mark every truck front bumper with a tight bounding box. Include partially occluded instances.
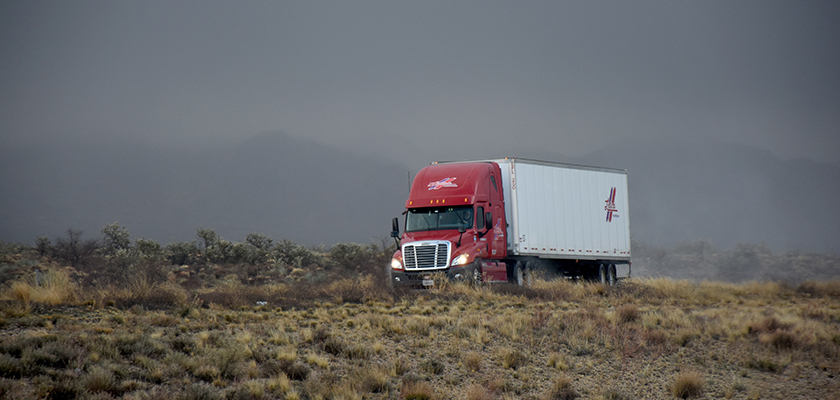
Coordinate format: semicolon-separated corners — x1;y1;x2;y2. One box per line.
390;262;479;287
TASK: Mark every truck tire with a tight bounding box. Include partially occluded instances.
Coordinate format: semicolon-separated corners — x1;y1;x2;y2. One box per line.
598;264;608;285
471;259;483;286
521;260;536;287
511;261;531;286
608;264;617;287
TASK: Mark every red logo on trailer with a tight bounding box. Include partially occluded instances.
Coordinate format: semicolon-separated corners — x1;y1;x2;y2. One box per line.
605;187;618;222
427;177;458;190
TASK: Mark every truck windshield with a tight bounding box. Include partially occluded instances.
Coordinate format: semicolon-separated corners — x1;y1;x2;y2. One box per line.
406;206;473;232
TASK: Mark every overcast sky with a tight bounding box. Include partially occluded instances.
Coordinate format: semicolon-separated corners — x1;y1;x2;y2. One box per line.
2;1;838;167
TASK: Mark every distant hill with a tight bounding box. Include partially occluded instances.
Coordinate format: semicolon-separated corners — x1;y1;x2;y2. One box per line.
0;132;409;246
2;133;838;255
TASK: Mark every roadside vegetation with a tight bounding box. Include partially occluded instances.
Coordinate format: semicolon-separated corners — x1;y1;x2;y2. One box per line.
1;225;838;399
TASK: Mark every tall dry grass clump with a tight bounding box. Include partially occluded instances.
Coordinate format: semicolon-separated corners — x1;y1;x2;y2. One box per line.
671;370;704;399
2;267;78;306
542;374;579;400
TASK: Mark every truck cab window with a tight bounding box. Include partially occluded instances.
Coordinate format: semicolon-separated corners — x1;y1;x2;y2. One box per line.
406;206;474;232
476;206;485;229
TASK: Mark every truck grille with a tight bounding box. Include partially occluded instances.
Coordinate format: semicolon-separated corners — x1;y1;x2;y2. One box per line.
403;242;450;270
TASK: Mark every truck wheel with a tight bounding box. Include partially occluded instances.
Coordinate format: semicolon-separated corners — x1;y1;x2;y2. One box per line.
608;264;617;286
511;261;525;286
521;260;536;287
471;259;483;286
598;264;608;285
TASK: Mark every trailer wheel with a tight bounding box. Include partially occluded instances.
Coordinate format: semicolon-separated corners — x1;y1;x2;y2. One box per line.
598;264;608;285
608;264;617;287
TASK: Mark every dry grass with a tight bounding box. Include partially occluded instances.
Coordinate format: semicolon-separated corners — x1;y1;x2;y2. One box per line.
3;268;78;306
0;275;838;399
671;370;704;398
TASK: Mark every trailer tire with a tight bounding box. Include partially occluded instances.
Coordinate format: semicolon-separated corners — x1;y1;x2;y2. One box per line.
608;264;617;287
598;264;608;285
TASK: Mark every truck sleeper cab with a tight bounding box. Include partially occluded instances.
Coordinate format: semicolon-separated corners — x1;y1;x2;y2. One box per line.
389;162;508;286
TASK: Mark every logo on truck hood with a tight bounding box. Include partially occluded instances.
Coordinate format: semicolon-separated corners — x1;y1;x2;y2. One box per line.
427;177;458;190
605;187;618;222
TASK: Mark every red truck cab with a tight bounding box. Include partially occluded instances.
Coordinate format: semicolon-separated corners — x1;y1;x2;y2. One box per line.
389;161;509;286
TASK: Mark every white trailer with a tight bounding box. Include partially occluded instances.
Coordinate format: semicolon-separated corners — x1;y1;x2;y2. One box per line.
492;158;631;283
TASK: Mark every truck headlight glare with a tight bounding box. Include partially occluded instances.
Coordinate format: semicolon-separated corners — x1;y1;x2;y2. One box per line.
452;253;470;266
390;258;403;270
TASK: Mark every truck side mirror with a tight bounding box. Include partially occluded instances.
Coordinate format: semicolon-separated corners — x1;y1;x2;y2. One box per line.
390;217;400;238
485;212;493;229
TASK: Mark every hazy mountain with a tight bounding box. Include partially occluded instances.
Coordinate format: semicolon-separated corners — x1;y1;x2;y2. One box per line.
0;132;409;246
1;132;838;255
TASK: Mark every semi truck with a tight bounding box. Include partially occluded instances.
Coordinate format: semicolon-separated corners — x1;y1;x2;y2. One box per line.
388;158;631;287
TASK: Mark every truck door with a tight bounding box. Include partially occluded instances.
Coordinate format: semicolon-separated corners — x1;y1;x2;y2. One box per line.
489;170;506;258
491;203;506;258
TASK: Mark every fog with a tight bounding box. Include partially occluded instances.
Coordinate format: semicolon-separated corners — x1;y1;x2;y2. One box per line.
2;2;839;254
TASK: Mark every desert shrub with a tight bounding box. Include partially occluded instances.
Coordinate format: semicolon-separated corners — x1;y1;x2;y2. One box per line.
500;348;526;370
272;240;323;269
135;238;163;262
114;333;168;358
181;382;223;400
193;364;220;383
27;340;77;369
547;353;568;371
243;233;273;265
82;366;118;394
322;336;346;356
343;343;371;360
0;241;31;261
760;331;800;350
53;228;100;269
214;240;237;264
463;352;482;372
352;366;389;393
542;374;578;400
0;354;24;379
401;381;435;400
35;236;51;257
744;356;784;372
165;241;200;266
615;304;640;323
267;359;310;381
328;242;379;272
101;223;131;256
671;370;703;398
2;267;78;306
748;317;784;335
35;376;79;400
328;275;391;304
197;275;281;308
420;358;445;375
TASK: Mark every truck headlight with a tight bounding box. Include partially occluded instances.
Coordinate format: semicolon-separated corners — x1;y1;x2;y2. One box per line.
390;257;403;270
451;253;470;266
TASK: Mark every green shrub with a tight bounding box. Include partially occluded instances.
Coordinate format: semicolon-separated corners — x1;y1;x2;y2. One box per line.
166;241;200;266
